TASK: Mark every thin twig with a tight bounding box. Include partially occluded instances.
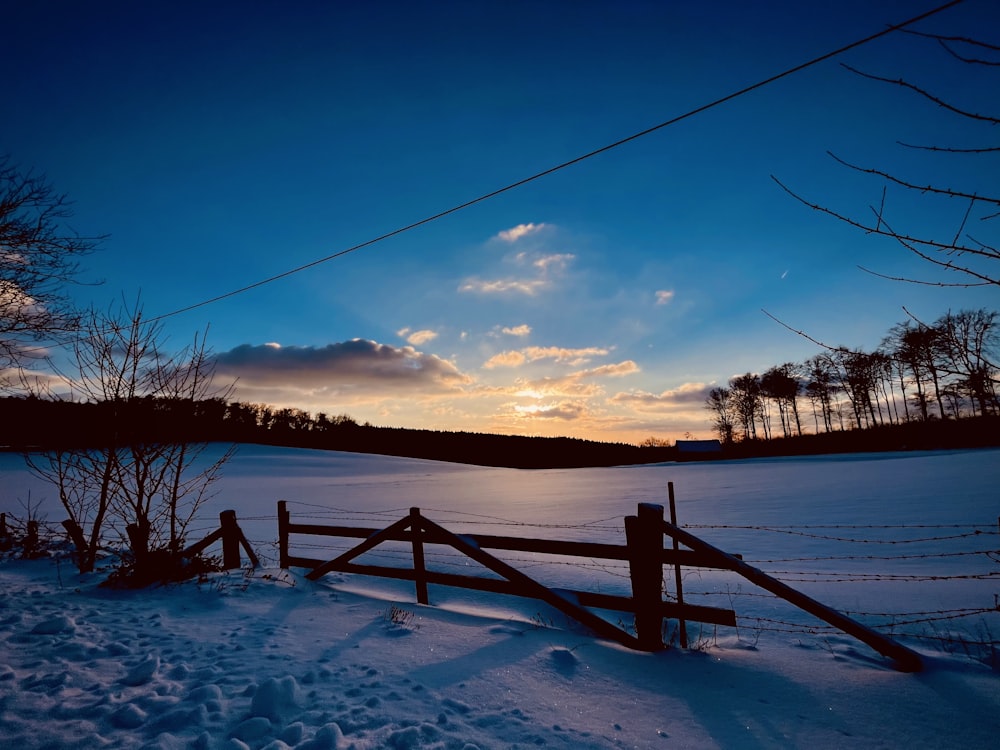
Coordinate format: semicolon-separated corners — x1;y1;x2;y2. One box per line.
841;63;1000;124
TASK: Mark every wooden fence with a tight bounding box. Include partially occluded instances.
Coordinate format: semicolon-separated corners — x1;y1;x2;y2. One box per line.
277;483;923;672
182;509;260;569
57;510;259;571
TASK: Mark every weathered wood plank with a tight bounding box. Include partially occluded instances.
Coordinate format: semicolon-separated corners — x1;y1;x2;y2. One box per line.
414;515;643;649
286;523;734;568
305;515;414;581
291;559;737;626
662;519;923;672
182;527;224;557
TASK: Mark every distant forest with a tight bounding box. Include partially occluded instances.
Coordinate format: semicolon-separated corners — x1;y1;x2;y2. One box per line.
705;309;999;445
2;395;998;469
0;396;669;469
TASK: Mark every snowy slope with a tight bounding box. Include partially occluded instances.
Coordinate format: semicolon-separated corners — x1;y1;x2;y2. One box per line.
1;447;998;748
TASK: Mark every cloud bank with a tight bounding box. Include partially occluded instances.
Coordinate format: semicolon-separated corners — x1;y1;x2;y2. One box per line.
213;340;472;399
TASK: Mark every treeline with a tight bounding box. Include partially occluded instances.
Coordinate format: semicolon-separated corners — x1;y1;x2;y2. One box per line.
705;309;999;444
0;396;671;469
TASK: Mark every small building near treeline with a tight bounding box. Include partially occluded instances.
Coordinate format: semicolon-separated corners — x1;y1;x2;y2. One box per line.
675;439;723;460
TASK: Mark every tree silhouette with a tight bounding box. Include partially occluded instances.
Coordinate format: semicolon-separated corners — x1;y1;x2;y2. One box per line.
774;32;999;287
712;307;997;444
705;387;736;444
0;156;103;373
25;300;234;575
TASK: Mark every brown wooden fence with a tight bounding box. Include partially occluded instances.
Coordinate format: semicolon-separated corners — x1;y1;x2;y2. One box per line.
58;510;259;571
277;482;923;672
182;509;260;569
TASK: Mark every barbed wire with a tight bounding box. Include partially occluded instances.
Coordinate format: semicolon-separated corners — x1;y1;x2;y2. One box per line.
685;524;997;544
281;500;627;531
757;570;1000;582
744;549;998;563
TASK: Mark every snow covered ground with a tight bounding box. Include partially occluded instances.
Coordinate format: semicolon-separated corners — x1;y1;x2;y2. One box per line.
1;446;998;749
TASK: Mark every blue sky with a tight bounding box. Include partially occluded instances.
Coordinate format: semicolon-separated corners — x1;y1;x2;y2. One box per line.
4;0;998;443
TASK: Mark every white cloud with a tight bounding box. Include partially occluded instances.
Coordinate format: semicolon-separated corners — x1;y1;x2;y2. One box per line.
458;278;548;296
655;290;675;306
585;361;640;378
512;400;587;420
522;346;610;365
483;345;611;369
611;382;713;410
460;240;573;298
397;328;438;346
501;324;532;337
0;279;41;316
497;223;546;243
483;351;527;369
533;253;574;273
501;359;639;398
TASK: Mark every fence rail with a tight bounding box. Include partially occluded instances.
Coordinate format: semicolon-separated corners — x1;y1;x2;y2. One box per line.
277;484;925;671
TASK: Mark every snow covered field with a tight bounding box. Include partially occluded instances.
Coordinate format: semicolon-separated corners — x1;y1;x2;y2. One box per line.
1;446;998;749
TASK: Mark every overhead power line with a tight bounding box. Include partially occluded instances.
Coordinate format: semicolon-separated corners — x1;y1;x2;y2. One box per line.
149;0;965;325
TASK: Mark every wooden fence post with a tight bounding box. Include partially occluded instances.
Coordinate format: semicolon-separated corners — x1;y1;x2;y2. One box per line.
410;507;429;605
0;512;6;537
62;519;87;564
25;520;39;557
667;483;689;648
625;503;665;650
662;518;923;672
220;510;241;570
278;501;290;569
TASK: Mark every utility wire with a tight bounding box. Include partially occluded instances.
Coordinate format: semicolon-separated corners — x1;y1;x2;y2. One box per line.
141;0;964;325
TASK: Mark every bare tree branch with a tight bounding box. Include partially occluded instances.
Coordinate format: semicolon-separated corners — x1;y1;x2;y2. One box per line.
896;141;1000;153
856;264;990;286
1;156;105;371
760;309;847;353
771;176;1000;269
900;29;1000;64
867;210;998;286
826;152;1000;206
841;63;1000;124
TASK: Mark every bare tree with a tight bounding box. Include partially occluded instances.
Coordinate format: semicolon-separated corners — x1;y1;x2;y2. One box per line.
760;363;803;438
804;354;838;433
934;308;999;415
704;386;737;444
26;300;234;576
773;33;999;287
729;373;765;441
0;156;102;373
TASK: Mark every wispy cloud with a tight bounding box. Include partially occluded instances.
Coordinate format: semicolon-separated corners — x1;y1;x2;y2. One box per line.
585;361;640;378
611;382;713;410
507;360;640;398
497;222;546;243
484;345;611;369
531;253;574;273
655;289;675;305
512;400;587;420
483;351;527;369
523;346;610;365
460;239;574;297
397;327;438;346
458;278;548;296
501;324;532;337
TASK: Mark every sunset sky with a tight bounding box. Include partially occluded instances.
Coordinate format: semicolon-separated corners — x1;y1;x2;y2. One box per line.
4;0;998;444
